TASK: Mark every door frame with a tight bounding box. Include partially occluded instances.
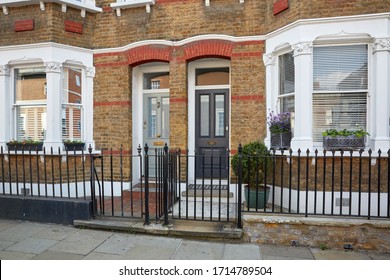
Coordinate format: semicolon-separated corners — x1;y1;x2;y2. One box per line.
188;58;231;182
132;63;170;183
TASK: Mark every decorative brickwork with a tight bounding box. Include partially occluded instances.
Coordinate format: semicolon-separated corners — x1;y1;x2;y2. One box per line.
64;20;83;34
273;0;289;15
14;19;34;32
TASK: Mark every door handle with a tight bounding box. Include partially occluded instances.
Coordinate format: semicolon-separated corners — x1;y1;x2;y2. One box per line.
207;140;217;146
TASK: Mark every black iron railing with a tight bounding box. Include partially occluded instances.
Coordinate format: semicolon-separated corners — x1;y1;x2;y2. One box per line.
1;145;389;228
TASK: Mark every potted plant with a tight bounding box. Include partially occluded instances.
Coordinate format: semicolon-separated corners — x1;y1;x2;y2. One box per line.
231;141;272;209
6;139;43;151
322;126;369;150
63;139;85;151
267;111;292;149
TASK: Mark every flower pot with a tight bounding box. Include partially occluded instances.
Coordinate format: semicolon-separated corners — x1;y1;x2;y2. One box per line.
323;136;365;150
6;142;43;152
270;132;291;149
244;185;270;209
64;143;85;151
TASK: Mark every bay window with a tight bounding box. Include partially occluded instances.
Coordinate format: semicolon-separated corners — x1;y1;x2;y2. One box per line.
312;45;368;143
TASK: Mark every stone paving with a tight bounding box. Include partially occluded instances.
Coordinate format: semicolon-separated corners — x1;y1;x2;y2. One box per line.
1;219;390;260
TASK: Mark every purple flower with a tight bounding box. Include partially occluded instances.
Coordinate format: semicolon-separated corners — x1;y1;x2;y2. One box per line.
267;111;291;133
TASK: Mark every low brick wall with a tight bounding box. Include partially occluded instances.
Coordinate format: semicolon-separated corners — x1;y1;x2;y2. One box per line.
243;213;390;253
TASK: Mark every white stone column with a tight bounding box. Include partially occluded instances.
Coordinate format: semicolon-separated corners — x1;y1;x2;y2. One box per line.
84;66;95;151
290;42;313;152
44;62;63;151
263;53;276;148
372;38;390;151
0;65;11;151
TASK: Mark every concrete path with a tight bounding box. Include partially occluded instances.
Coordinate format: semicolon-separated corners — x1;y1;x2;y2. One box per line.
0;219;389;260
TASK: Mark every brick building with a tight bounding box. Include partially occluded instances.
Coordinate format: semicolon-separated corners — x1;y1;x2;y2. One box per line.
0;1;390;210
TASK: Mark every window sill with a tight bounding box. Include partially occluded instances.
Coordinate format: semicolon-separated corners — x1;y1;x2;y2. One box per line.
110;0;155;15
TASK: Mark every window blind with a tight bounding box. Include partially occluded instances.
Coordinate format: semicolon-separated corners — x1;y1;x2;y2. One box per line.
312;45;368;143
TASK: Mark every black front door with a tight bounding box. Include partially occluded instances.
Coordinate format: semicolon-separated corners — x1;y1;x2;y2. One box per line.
195;89;229;178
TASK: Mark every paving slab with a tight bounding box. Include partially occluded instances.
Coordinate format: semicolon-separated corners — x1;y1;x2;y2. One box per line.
0;219;21;232
0;222;50;242
33;224;79;241
0;250;36;260
48;229;113;255
6;237;58;255
83;252;130;260
172;240;225;260
0;240;14;250
222;243;262;260
368;253;390;260
311;248;372;260
32;251;84;260
94;233;139;255
124;245;179;260
260;245;315;260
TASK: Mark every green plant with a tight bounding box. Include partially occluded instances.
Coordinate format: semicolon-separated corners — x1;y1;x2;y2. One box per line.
63;139;85;144
231;141;271;188
7;139;43;145
322;126;369;139
319;243;328;250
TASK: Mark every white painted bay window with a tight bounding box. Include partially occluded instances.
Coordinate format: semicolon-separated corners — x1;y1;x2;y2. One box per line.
0;43;95;152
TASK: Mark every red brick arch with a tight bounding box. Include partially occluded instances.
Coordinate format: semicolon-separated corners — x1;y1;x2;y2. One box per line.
127;44;173;66
183;40;234;61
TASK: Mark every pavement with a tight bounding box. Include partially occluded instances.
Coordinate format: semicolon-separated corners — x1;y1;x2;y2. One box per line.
1;218;390;260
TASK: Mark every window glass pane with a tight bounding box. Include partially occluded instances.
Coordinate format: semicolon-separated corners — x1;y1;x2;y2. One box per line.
279;52;294;95
215;95;225;137
200;95;210;137
161;98;170;138
15;67;46;102
62;67;83;141
143;72;169;89
313;93;367;142
313;45;367;91
15;67;46;141
196;68;229;86
281;95;295;132
148;97;157;138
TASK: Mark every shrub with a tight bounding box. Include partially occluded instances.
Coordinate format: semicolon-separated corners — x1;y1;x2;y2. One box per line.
231;141;271;187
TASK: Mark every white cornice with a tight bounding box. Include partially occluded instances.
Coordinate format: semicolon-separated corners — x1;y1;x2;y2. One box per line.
0;0;102;13
265;12;390;40
93;34;266;55
0;42;93;54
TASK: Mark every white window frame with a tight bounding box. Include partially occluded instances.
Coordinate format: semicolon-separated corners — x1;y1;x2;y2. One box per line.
312;43;370;146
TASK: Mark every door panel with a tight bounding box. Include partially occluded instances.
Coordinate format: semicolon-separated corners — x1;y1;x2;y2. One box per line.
143;93;170;177
195;89;229;178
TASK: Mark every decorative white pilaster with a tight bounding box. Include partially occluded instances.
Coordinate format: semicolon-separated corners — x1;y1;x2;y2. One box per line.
85;67;95;150
290;42;313;151
44;62;63;151
372;38;390;151
263;53;276;147
0;65;11;151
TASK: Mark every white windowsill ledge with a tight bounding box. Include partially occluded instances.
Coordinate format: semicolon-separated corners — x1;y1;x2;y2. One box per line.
110;0;154;16
1;0;102;15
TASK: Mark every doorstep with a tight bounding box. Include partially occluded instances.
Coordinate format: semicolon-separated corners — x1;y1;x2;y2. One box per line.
74;217;243;240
